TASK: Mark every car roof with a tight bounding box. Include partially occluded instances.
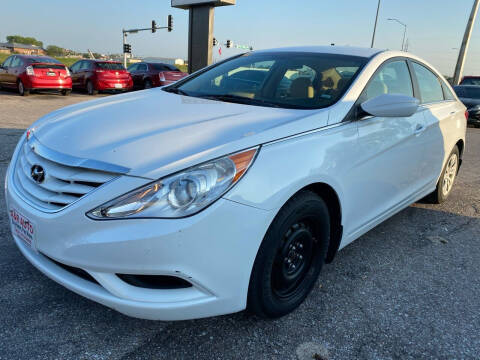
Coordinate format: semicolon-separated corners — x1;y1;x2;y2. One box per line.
254;46;385;58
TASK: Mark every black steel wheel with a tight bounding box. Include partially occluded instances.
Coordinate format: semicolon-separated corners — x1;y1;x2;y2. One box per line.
248;190;330;318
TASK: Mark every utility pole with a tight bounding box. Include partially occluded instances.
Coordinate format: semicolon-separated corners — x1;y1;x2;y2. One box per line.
371;0;381;47
453;0;480;85
122;31;128;68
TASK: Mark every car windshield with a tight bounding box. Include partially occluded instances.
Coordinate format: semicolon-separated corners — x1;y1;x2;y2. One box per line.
166;52;367;109
455;86;480;99
461;77;480;85
26;57;61;64
151;63;179;71
96;62;125;70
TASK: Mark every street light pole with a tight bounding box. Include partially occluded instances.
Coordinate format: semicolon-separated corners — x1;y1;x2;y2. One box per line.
453;0;480;85
371;0;381;48
388;18;407;51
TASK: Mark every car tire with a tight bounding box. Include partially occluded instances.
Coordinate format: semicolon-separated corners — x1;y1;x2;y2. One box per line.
18;80;29;96
86;80;98;96
247;190;330;318
425;146;460;204
144;79;152;89
61;89;71;96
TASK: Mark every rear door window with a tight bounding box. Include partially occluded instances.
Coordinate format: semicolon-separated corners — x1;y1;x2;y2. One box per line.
412;62;444;103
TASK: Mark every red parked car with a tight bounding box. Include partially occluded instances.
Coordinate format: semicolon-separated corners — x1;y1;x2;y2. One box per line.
0;55;72;96
127;62;188;89
70;59;133;95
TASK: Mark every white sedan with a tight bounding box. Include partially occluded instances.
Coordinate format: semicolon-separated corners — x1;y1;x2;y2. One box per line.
5;46;466;320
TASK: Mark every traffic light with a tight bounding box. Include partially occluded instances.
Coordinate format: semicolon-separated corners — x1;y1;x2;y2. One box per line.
213;37;218;47
168;15;173;32
226;40;232;48
123;44;131;54
152;20;157;33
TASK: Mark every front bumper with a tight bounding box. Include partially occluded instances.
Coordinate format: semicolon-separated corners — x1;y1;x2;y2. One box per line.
5;142;275;320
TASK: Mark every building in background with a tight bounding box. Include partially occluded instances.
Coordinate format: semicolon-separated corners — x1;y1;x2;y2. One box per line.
142;57;186;66
0;42;45;55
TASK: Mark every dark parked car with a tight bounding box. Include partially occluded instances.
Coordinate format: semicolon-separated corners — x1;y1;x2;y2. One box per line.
459;76;480;85
70;59;133;95
0;55;72;96
127;62;188;89
454;85;480;127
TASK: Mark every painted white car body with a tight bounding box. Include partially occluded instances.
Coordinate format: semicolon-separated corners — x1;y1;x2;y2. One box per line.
5;46;466;320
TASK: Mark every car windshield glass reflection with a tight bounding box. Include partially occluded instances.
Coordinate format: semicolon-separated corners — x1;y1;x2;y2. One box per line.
167;52;367;109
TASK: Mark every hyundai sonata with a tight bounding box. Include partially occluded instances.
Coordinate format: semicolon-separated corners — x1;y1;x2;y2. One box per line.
5;46;466;320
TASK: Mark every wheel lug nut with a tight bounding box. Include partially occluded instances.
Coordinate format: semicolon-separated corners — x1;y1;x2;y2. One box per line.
299;255;303;259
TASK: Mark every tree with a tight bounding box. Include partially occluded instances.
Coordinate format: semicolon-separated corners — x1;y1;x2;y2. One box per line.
6;35;43;48
46;45;65;56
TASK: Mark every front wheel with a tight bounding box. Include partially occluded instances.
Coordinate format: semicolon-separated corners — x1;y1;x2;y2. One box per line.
61;89;71;96
247;190;330;318
426;146;460;204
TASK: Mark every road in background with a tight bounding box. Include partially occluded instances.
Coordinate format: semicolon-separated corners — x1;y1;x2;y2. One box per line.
0;94;479;360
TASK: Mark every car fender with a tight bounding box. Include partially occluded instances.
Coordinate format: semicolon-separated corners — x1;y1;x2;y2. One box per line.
224;120;356;230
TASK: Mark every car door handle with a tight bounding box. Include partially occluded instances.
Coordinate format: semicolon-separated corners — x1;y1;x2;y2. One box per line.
414;124;425;135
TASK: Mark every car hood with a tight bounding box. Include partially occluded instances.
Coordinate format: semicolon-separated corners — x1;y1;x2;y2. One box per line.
31;88;330;179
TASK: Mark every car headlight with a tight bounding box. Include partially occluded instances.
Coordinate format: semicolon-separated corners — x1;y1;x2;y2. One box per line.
87;147;258;219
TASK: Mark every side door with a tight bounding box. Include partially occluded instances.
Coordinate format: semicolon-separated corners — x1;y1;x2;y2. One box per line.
344;59;427;238
0;56;13;85
409;61;460;188
69;61;82;87
5;56;20;86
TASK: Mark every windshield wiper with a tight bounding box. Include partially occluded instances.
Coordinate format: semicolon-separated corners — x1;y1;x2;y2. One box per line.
198;94;282;108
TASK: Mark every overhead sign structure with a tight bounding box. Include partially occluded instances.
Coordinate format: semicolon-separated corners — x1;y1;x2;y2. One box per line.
172;0;236;73
172;0;235;9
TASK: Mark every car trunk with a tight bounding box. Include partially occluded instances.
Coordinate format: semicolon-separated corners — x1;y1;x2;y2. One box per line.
32;64;68;79
162;71;188;82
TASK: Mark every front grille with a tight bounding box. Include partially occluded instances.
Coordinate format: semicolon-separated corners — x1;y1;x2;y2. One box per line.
14;139;117;211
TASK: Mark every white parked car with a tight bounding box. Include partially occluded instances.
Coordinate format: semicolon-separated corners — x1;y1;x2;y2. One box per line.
5;46;466;320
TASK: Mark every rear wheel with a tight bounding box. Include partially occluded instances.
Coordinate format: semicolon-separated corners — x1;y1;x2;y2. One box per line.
144;79;152;89
86;80;98;95
425;146;459;204
18;80;29;96
247;190;330;318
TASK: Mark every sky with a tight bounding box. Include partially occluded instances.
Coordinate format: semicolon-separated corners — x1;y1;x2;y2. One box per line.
1;0;480;76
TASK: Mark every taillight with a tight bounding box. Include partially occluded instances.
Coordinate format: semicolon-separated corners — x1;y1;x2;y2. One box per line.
465;110;469;119
26;66;34;76
159;72;166;82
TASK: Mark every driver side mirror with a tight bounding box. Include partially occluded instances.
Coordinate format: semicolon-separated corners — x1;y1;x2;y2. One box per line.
360;94;419;118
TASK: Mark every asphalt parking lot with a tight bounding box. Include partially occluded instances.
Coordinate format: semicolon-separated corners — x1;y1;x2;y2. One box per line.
0;92;479;360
